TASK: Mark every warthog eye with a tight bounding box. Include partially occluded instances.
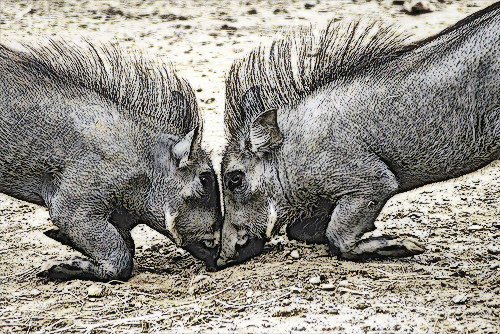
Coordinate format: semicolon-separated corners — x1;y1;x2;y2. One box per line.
203;238;217;249
226;171;244;192
199;172;212;188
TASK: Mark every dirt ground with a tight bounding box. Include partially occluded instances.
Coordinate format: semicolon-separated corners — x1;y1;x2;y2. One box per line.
1;0;500;333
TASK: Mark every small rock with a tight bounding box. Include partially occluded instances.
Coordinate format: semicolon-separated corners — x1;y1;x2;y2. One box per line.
493;222;500;229
29;288;41;297
281;298;292;306
290;286;303;293
468;224;483;231
353;302;371;310
450;263;460;269
338;280;350;288
409;212;422;220
403;1;436;14
487;245;500;255
309;276;321;285
87;284;106;298
304;0;319;9
321;283;335;291
192;274;211;284
490;263;499;270
246;289;254;298
451;294;468;305
247;8;257;14
290;250;300;259
292;326;307;331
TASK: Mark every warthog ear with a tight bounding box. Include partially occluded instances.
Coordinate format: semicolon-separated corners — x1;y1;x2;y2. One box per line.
240;86;265;118
172;125;202;168
249;108;283;153
239;86;283;153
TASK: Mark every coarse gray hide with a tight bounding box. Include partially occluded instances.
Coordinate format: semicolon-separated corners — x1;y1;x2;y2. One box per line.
218;2;500;267
0;41;221;281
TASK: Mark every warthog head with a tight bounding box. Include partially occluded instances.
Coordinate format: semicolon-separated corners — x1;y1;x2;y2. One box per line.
141;93;222;270
217;87;283;267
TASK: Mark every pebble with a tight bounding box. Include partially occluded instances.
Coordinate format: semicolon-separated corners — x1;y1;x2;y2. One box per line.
451;294;468;305
290;250;300;259
304;0;319;9
87;284;106;298
338;280;350;288
246;289;254;298
321;283;335;291
487;245;500;255
449;263;460;269
309;276;321;285
493;222;500;229
403;1;436;14
468;224;483;231
290;286;303;293
29;288;41;297
192;274;211;284
490;263;499;270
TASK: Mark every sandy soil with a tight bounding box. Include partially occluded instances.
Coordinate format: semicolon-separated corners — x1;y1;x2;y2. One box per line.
1;0;499;333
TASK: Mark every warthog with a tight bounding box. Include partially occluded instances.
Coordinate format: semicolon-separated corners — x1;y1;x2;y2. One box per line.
0;41;221;281
217;2;500;266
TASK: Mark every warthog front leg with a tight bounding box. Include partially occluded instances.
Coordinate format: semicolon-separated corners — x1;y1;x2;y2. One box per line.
326;193;425;260
326;168;425;260
43;208;136;260
38;216;134;281
38;192;134;281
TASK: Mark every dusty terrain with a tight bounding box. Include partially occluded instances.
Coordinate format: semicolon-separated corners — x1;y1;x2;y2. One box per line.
1;0;500;333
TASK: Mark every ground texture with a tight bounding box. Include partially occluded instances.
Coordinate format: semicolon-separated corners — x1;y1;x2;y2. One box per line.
0;1;499;333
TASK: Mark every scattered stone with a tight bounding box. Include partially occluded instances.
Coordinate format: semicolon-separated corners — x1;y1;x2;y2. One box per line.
338;280;350;288
402;1;436;14
487;245;500;255
87;284;106;298
281;298;292;306
321;283;336;291
292;326;307;331
449;263;460;269
29;288;41;297
271;306;307;317
451;294;468;305
290;286;303;293
304;0;319;9
247;8;257;14
468;224;483;231
246;289;254;298
353;302;371;310
409;212;422;220
309;276;321;285
192;274;211;284
290;250;300;259
490;263;499;270
273;8;288;14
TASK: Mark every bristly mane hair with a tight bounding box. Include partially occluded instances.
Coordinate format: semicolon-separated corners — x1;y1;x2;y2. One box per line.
0;41;198;136
224;20;414;138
